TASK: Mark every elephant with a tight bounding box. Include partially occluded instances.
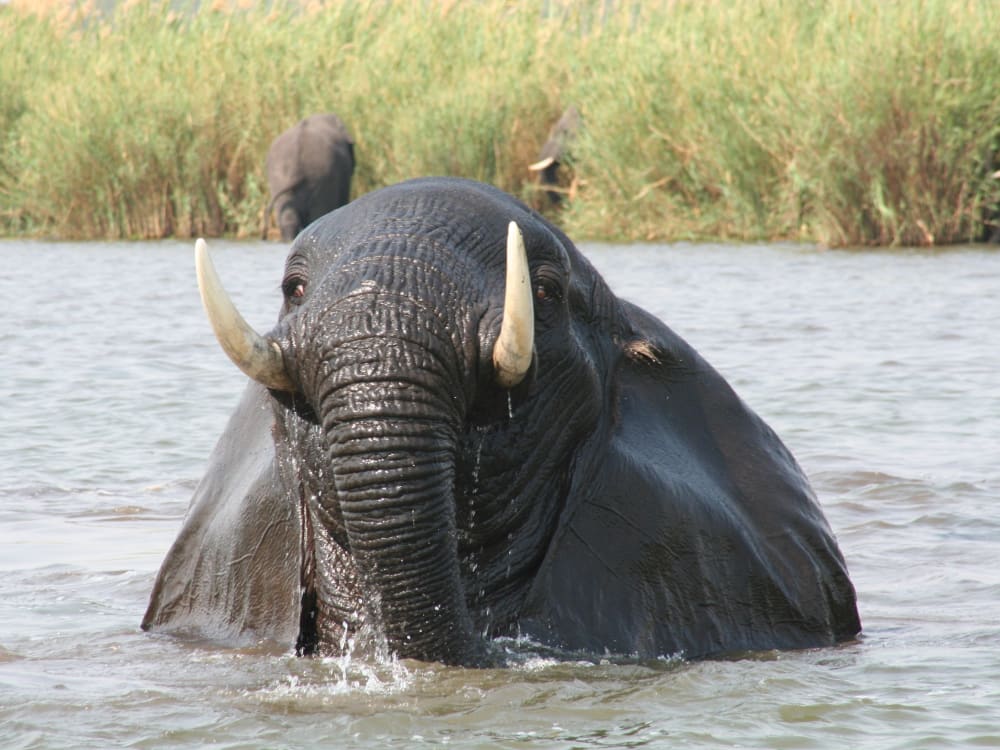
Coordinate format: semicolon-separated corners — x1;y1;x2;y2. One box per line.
265;113;355;241
529;105;580;208
143;177;860;667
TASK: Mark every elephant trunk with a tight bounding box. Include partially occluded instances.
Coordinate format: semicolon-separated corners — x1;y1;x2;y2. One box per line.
316;341;486;666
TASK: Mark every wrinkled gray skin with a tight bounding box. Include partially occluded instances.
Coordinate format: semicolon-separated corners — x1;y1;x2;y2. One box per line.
143;177;860;666
266;113;355;241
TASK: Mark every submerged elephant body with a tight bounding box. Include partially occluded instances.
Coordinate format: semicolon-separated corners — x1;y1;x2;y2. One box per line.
265;113;355;241
144;177;860;665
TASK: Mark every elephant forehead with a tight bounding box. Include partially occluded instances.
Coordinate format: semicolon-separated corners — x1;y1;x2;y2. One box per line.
291;291;473;402
316;289;464;342
323;339;457;395
329;249;493;300
303;178;526;262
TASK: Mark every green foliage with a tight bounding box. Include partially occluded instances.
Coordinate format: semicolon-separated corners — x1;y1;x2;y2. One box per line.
560;0;1000;245
0;0;997;245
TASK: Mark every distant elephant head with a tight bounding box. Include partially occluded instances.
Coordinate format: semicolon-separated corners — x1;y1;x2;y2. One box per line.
265;113;356;241
529;105;580;208
144;177;859;667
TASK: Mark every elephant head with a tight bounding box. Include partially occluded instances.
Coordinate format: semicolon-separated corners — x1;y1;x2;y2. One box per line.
144;177;860;666
529;104;580;208
199;179;609;665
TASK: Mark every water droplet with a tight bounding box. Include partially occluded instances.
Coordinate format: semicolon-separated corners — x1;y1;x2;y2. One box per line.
471;438;483;496
507;392;514;420
339;621;350;651
335;621;354;683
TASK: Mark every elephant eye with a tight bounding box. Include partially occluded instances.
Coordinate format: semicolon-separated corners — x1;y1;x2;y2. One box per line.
534;277;563;304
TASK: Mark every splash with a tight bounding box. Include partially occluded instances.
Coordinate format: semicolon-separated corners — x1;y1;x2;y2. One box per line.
257;647;417;703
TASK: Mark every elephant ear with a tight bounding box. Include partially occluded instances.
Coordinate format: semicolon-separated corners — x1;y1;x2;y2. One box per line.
519;300;859;659
142;382;301;645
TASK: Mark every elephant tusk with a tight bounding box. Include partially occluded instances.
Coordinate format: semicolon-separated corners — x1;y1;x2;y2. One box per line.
493;222;535;388
528;156;556;172
194;238;295;392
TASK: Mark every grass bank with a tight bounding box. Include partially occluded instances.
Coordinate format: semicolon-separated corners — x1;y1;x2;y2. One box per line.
1;0;998;245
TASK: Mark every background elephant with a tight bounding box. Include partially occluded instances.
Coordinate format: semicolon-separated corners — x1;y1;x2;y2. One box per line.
529;105;580;208
143;177;860;666
265;113;355;241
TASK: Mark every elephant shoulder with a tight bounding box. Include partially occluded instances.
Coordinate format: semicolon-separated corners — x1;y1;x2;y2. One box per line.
519;302;860;659
142;382;300;646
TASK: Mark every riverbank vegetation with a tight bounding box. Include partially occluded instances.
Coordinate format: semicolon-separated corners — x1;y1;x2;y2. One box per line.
1;0;998;245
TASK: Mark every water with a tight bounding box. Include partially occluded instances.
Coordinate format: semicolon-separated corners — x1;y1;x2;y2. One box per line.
2;239;998;749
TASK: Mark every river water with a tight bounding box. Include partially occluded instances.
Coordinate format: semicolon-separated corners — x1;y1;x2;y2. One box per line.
1;239;998;749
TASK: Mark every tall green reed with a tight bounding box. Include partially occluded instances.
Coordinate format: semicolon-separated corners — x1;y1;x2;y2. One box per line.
0;0;997;245
560;0;1000;245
